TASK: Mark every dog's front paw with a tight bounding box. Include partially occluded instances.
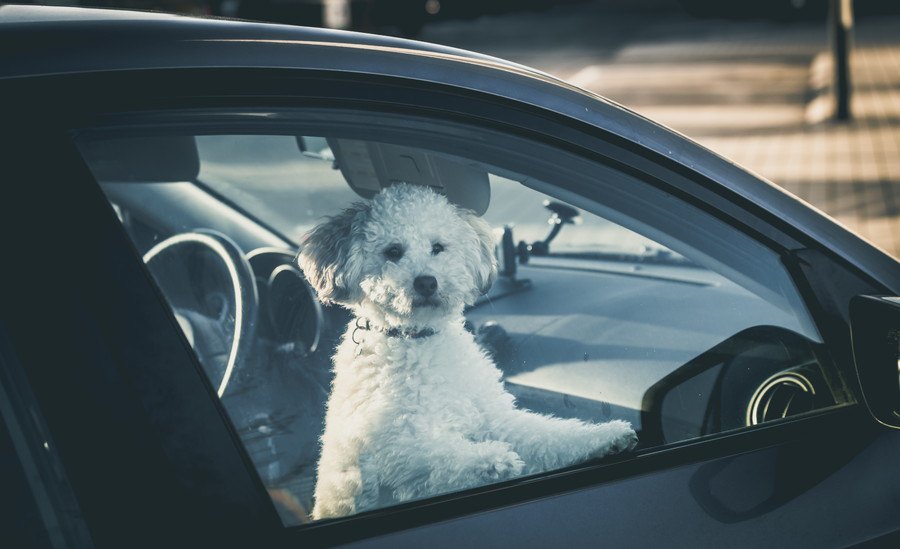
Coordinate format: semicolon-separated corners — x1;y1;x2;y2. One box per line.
475;443;525;482
609;421;639;453
591;420;638;458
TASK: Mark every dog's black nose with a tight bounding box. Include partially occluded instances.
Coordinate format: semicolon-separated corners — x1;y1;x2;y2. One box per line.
413;275;438;297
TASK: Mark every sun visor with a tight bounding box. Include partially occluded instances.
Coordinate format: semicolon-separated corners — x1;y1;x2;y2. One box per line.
326;138;490;215
77;135;200;183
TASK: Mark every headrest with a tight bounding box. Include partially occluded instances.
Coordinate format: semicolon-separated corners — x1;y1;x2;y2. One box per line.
77;135;200;183
323;138;491;215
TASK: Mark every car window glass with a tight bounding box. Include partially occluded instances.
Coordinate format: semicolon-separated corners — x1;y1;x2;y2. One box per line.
73;109;853;526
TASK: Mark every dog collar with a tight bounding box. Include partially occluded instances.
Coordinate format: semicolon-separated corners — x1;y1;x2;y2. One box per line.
351;318;436;344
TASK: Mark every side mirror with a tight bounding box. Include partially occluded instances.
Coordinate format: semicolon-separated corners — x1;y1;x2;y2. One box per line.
850;295;900;428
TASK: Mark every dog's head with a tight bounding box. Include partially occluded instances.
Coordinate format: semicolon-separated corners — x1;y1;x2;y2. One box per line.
298;183;497;324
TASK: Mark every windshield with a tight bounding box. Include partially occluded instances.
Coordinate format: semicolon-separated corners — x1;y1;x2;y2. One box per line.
486;174;677;259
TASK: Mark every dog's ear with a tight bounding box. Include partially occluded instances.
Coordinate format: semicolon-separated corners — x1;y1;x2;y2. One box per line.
460;209;498;296
297;202;369;305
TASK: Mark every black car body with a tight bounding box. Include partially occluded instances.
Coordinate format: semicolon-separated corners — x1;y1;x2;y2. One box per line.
1;5;899;548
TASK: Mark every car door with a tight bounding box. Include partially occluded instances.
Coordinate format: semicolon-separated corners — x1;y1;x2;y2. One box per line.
4;64;900;548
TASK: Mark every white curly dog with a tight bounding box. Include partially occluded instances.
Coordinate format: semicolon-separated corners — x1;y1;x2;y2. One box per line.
298;183;637;519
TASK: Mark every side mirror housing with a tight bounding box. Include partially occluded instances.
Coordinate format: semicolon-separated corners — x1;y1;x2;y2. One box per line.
850;295;900;428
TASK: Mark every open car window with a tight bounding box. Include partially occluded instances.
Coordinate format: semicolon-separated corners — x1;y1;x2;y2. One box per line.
73;108;853;526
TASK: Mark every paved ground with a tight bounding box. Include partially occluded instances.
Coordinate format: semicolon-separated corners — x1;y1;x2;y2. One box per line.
421;1;900;259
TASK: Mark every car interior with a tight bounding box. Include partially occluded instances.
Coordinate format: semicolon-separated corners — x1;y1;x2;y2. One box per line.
75;122;854;525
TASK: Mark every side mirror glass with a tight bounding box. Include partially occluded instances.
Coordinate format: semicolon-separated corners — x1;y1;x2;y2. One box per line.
850;295;900;428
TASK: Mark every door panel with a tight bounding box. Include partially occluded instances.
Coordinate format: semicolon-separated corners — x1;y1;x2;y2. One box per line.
348;412;899;547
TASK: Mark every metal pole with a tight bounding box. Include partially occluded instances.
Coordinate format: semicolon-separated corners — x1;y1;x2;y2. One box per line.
830;0;854;121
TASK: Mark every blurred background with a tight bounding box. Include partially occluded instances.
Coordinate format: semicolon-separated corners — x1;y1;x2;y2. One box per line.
15;0;900;258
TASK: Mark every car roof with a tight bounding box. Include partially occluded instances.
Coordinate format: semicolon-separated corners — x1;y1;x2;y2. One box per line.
2;4;896;288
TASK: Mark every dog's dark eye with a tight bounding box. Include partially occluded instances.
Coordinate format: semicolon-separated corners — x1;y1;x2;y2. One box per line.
383;244;404;262
431;243;445;255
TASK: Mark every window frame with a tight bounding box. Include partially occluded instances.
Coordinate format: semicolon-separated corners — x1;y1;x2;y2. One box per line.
0;110;284;547
6;66;891;545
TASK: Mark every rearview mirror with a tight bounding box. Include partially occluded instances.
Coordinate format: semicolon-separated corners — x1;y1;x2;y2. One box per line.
297;136;335;163
850;295;900;428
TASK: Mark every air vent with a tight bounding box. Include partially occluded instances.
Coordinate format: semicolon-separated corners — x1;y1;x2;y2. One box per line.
746;372;816;426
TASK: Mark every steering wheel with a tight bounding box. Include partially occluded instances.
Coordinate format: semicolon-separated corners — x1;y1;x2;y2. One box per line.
143;229;259;397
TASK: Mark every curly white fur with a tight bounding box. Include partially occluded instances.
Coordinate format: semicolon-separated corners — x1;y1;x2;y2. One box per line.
298;183;637;519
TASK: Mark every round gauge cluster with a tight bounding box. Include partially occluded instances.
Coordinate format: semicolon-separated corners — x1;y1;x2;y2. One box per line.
248;248;323;356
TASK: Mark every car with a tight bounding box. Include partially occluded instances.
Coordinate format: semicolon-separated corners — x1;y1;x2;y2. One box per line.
1;4;899;548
